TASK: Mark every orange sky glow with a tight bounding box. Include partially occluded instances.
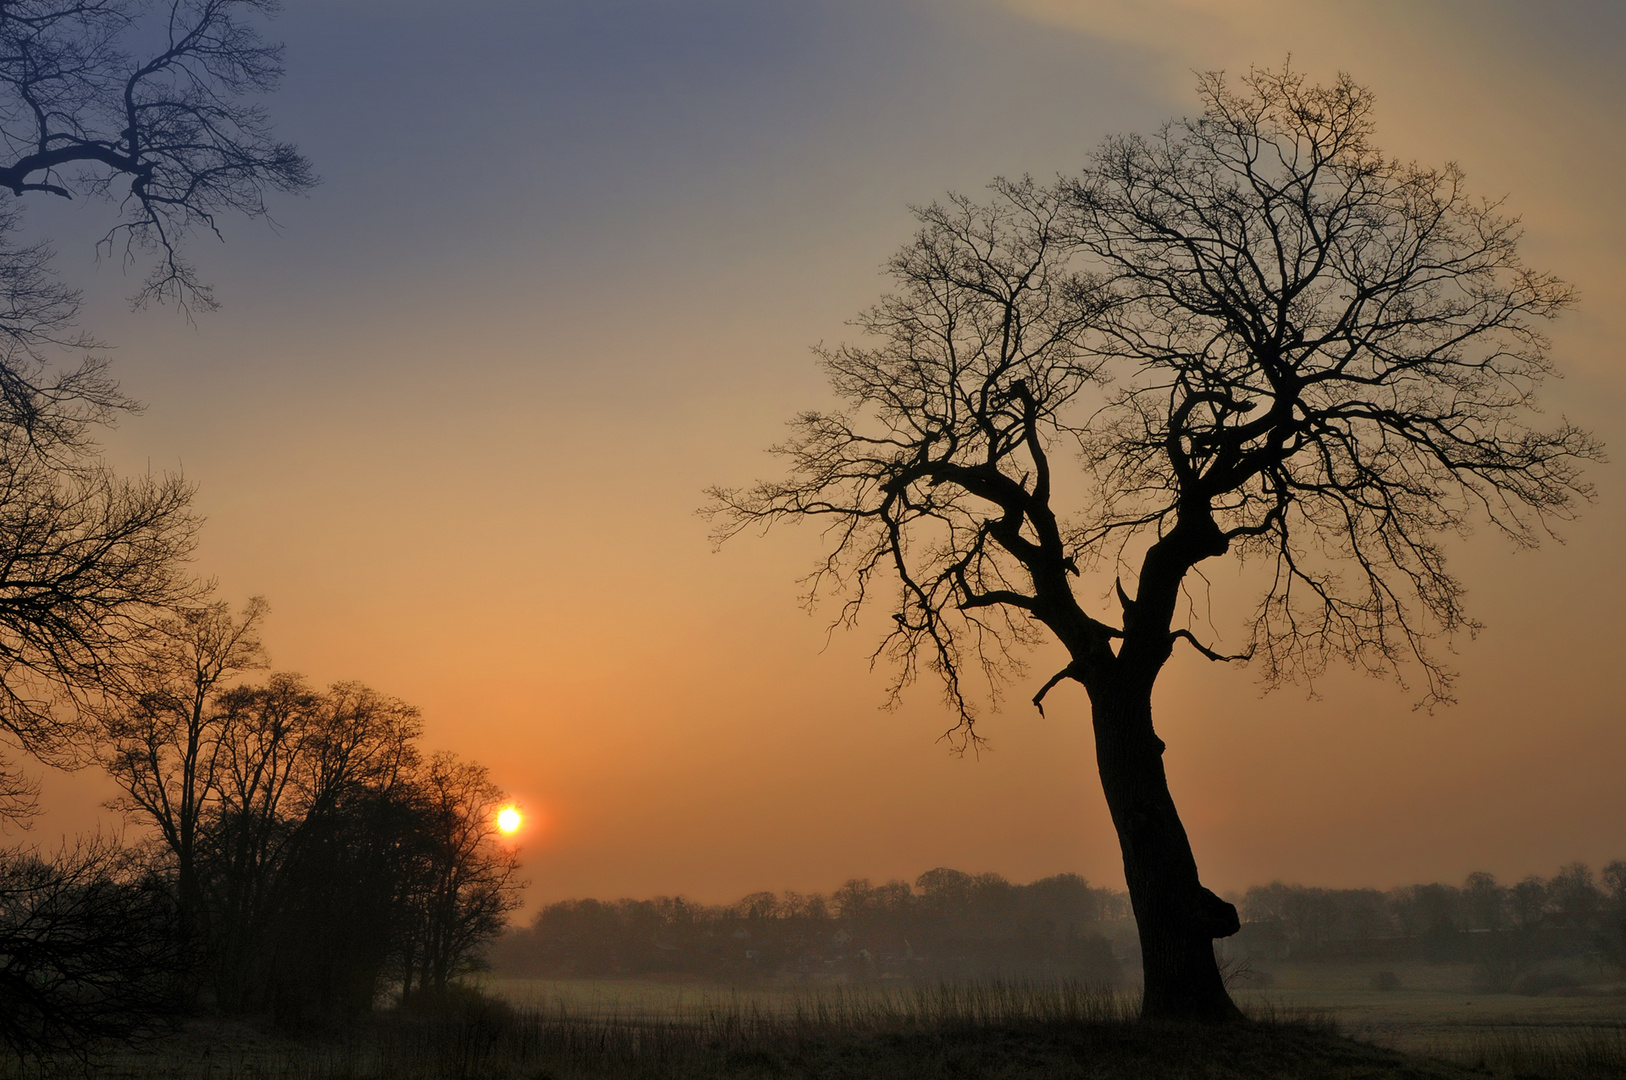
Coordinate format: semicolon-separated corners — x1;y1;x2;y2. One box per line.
21;0;1626;917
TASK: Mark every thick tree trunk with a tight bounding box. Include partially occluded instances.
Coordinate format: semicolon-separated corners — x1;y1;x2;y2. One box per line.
1091;685;1241;1022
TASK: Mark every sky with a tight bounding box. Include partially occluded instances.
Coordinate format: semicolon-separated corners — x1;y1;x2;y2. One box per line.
16;0;1626;912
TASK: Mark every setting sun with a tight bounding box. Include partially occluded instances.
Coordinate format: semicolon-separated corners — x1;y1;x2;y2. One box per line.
497;806;522;834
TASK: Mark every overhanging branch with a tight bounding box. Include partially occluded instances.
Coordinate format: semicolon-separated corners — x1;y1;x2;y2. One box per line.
1031;662;1083;716
1171;628;1253;663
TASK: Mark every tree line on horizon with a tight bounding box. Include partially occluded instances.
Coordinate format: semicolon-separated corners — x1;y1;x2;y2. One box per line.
1242;862;1626;944
1234;861;1626;993
493;862;1626;991
493;869;1129;984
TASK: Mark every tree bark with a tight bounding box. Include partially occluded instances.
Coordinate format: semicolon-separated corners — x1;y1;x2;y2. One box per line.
1090;684;1242;1022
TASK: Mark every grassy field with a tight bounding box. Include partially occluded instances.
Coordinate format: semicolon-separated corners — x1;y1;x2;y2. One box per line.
480;961;1626;1039
476;963;1626;1076
5;969;1621;1078
1229;959;1626;1055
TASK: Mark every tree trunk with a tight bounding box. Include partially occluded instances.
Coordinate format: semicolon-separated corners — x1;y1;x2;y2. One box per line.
1091;686;1242;1022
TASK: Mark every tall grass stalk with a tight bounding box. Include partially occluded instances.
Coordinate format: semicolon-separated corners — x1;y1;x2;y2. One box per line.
1447;1023;1626;1080
0;980;1137;1080
17;981;1605;1079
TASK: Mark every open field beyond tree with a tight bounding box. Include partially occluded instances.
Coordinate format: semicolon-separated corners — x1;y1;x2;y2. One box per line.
2;975;1617;1079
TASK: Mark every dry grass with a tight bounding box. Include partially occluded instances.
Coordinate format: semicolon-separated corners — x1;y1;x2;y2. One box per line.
1441;1024;1626;1080
2;979;1619;1079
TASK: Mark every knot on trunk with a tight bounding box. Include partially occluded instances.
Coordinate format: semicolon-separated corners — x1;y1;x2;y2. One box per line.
1196;887;1240;939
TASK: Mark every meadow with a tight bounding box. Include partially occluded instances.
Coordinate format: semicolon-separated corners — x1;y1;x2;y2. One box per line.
1230;959;1626;1056
5;968;1619;1080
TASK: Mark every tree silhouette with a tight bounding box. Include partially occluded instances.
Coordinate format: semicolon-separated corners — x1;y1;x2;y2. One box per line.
0;1;311;801
397;753;522;1003
0;0;315;310
709;67;1599;1020
0;405;200;790
0;838;181;1053
99;656;525;1024
184;675;421;1014
98;597;268;950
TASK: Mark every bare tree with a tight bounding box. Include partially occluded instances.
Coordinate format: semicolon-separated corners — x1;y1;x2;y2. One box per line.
708;67;1599;1020
99;660;429;1009
0;428;202;790
0;0;309;805
204;675;422;1013
97;596;267;940
399;753;521;1002
0;0;316;310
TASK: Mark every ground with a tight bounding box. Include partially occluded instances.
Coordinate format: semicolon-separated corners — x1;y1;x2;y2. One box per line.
9;963;1623;1078
1228;958;1626;1056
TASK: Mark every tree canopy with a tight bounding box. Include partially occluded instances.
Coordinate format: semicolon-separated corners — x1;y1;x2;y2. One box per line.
0;0;315;310
711;65;1598;735
709;65;1600;1020
0;0;313;800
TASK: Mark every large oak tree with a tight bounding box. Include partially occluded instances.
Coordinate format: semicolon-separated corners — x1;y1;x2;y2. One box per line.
708;68;1599;1020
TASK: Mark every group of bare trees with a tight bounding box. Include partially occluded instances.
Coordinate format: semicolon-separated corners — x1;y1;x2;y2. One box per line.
0;1;524;1046
0;0;315;799
0;596;524;1039
0;602;521;1042
92;599;522;1024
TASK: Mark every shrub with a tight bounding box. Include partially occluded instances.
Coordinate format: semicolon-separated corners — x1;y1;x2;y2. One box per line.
1515;970;1580;997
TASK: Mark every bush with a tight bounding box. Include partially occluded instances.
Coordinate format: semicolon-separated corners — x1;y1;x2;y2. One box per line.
1515;970;1580;997
1471;957;1521;994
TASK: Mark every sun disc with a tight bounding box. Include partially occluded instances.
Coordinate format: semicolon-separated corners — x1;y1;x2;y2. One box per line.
497;806;521;834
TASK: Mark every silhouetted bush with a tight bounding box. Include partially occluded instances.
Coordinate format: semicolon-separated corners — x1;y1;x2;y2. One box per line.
0;841;182;1053
1471;958;1521;994
1515;970;1581;997
103;662;521;1027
